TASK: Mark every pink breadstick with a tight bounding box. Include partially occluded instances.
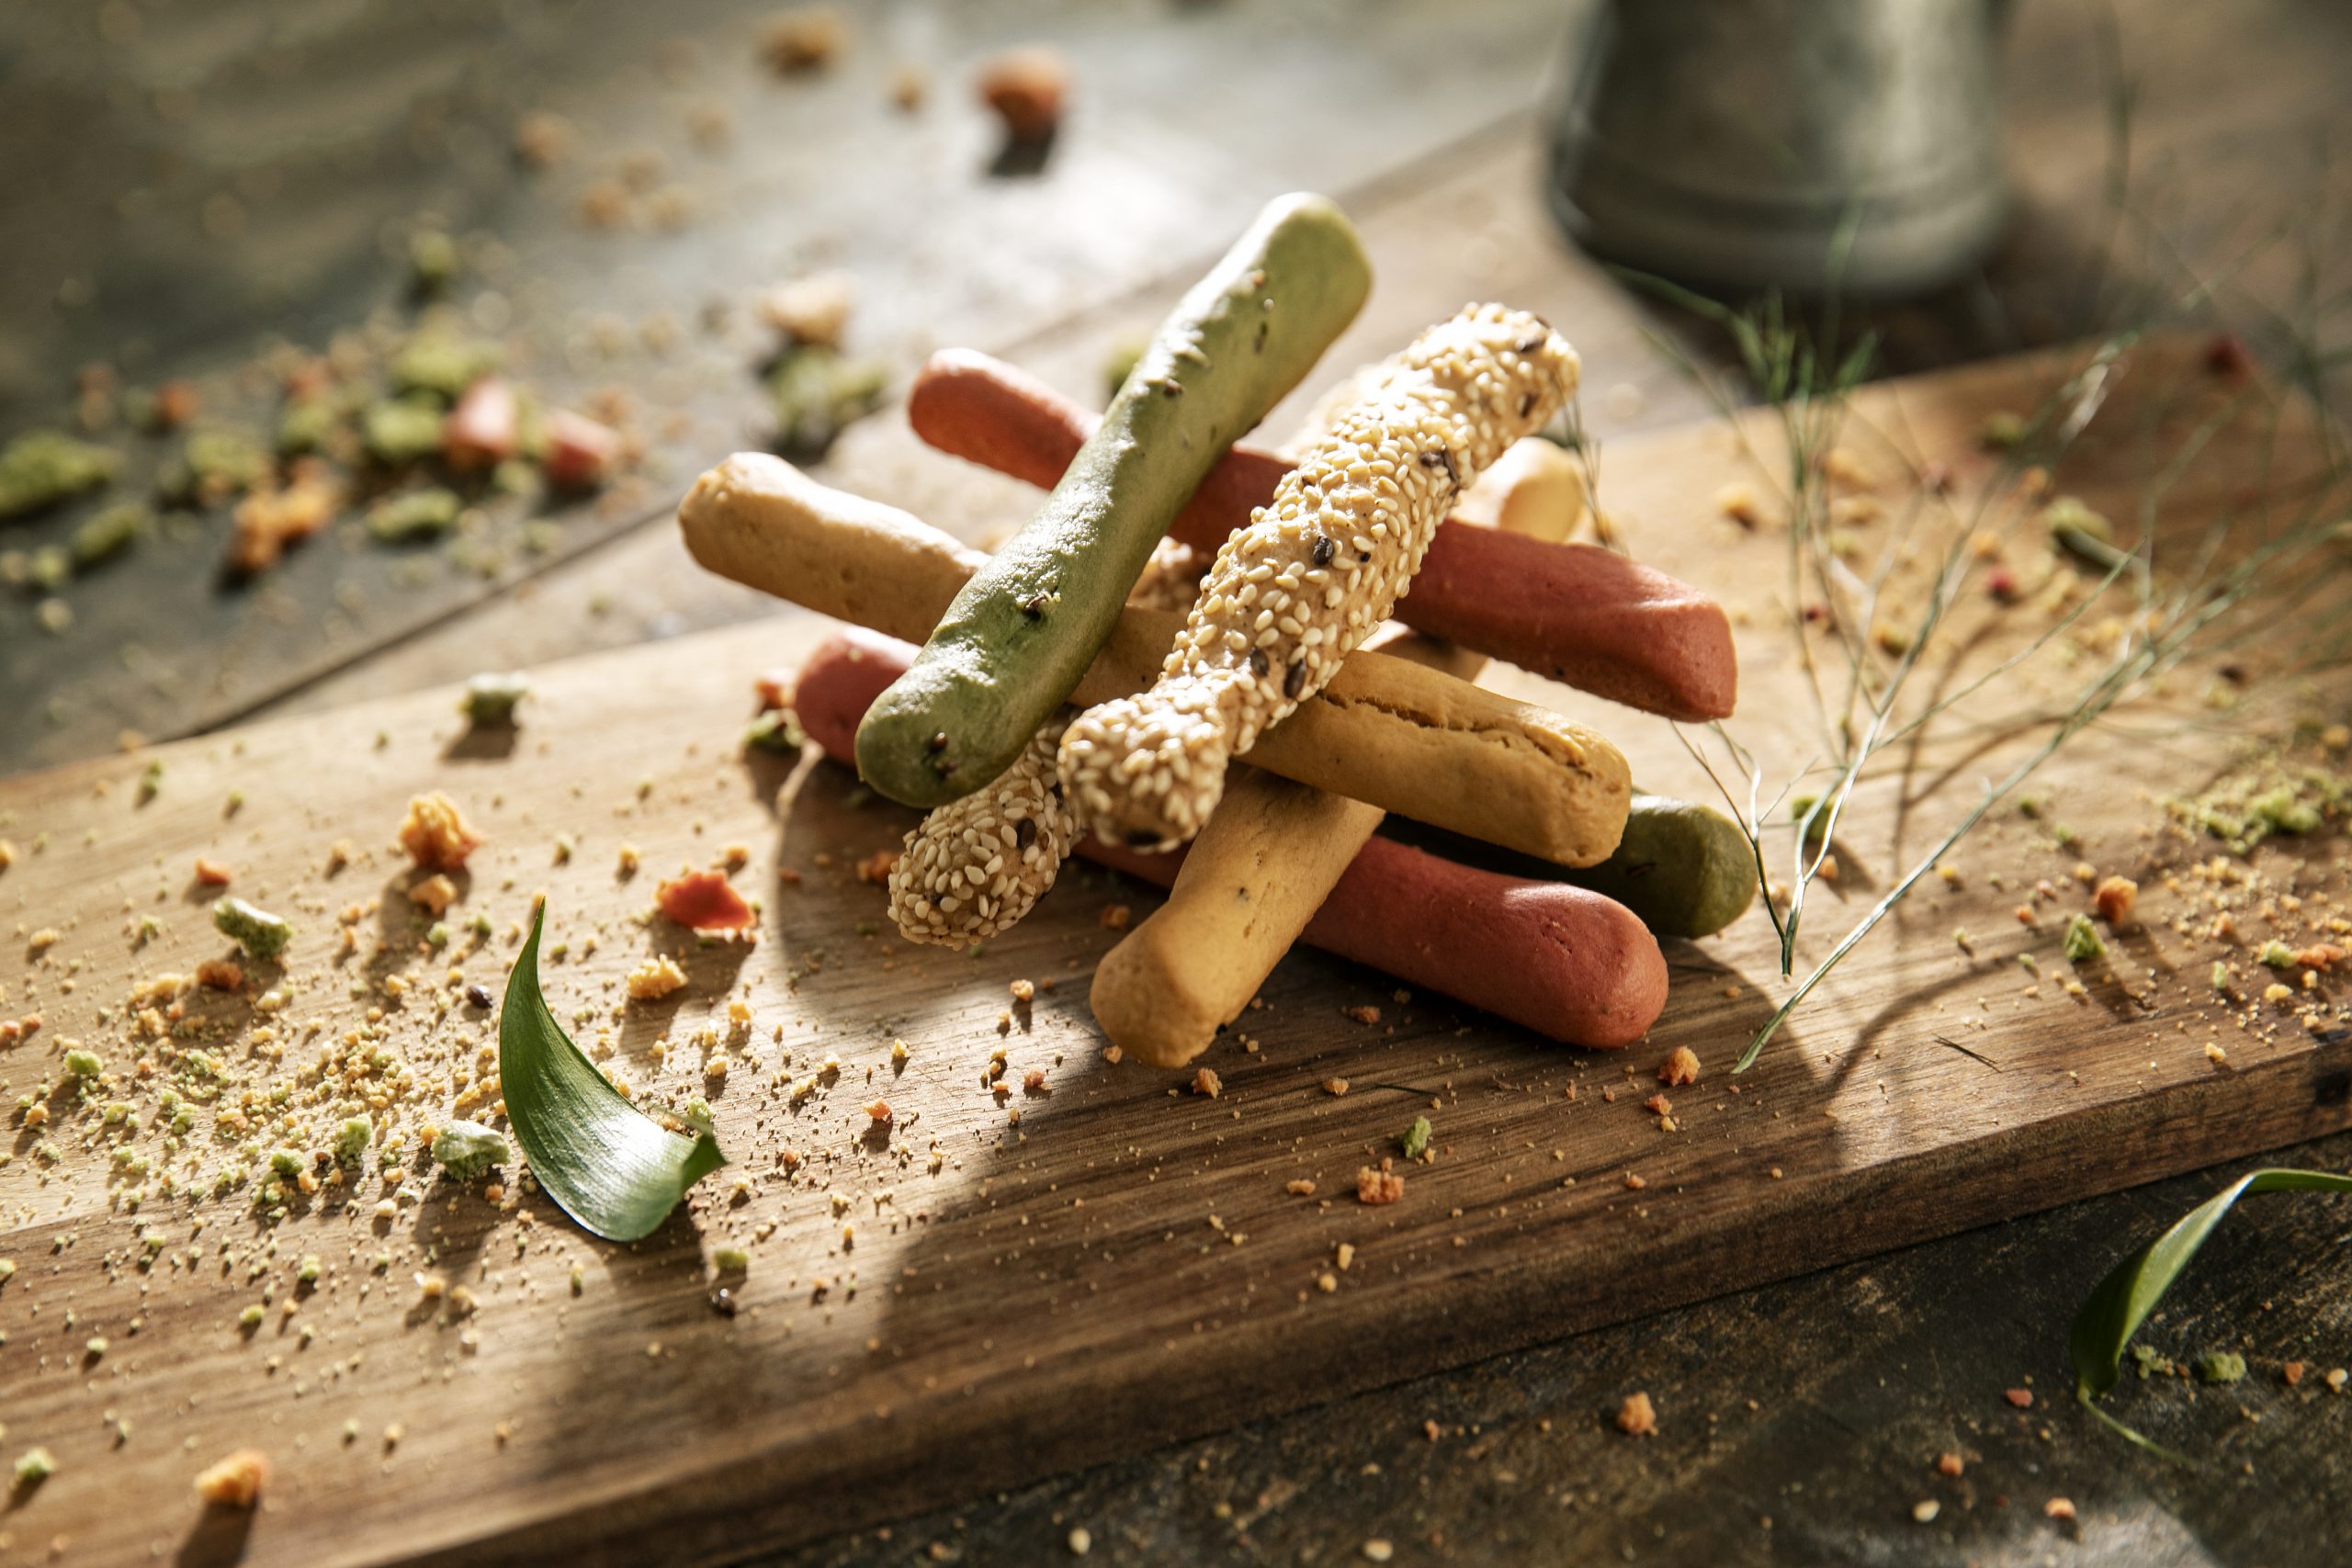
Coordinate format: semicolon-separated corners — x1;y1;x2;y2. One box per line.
905;349;1736;722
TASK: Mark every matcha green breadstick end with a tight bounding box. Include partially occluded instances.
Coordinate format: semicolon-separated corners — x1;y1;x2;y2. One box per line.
854;192;1372;807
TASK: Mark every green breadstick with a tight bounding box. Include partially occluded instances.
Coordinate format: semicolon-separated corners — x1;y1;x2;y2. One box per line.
1385;793;1759;940
854;192;1372;807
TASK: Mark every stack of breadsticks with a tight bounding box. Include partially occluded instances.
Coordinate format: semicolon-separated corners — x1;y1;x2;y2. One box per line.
679;194;1745;1066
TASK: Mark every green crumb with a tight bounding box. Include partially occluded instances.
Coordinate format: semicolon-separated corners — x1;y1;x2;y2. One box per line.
276;396;339;456
430;1120;508;1180
137;759;163;804
425;921;450;950
461;671;531;725
2131;1343;2179;1380
2196;1350;2247;1384
744;708;806;755
69;502;151;570
267;1148;302;1177
468;912;493;939
2017;953;2040;976
63;1049;103;1077
2170;750;2344;853
238;1304;266;1328
180;429;271;496
363;397;446;464
0;1258;16;1285
713;1245;750;1272
334;1116;372;1166
84;1336;107;1360
367;487;462;543
0;430;119;519
213;896;292;960
1401;1115;1432;1162
390;333;499;401
2016;795;2045;820
2257;940;2297;969
2051;823;2080;850
765;345;888;453
2210;961;2233;992
12;1446;56;1488
1979;411;2027;451
297;1255;322;1285
2063;913;2106;964
570;1262;585;1295
410;230;460;293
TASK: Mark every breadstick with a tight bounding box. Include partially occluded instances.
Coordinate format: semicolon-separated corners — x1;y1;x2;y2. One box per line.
1057;305;1578;851
854;194;1371;810
679;455;1630;865
1086;441;1577;1064
787;636;1665;1050
907;348;1736;720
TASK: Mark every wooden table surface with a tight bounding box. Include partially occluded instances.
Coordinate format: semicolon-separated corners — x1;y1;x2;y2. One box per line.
4;2;2350;1564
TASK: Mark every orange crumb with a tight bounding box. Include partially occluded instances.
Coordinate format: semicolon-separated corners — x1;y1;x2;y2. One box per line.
1342;1004;1382;1025
195;960;243;992
1615;1393;1657;1436
1323;1077;1350;1097
854;850;899;886
1623;1171;1646;1190
1356;1166;1405;1205
1936;1451;1963;1477
194;857;234;886
865;1100;892;1123
656;870;755;933
1285;1179;1317;1197
2092;875;2138;927
2004;1387;2034;1409
1191;1067;1222;1099
1657;1045;1700;1087
194;1448;269;1507
2044;1497;2075;1521
398;792;484;872
1099;904;1132;931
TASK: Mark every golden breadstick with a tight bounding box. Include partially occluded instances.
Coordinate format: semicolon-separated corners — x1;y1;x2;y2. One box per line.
1089;444;1578;1065
678;454;1629;866
1057;305;1577;850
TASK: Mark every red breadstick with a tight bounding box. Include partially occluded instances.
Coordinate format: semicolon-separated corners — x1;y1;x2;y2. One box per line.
906;348;1736;721
789;631;1666;1047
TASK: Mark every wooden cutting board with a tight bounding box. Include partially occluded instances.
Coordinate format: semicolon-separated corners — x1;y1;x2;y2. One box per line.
2;338;2346;1568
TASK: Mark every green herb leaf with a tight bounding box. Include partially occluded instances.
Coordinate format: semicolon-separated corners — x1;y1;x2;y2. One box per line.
2071;1167;2352;1451
500;903;725;1240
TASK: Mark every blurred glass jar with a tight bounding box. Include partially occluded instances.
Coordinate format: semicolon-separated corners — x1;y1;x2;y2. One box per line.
1548;0;2011;296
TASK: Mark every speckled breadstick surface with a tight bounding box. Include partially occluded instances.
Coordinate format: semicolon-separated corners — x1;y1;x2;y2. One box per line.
887;719;1077;945
1058;304;1577;850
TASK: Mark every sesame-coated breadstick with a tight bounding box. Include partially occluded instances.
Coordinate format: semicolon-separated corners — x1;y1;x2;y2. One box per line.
886;718;1076;944
1057;305;1577;850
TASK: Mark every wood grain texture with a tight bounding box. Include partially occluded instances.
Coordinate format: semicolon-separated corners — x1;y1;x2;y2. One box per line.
1;343;2346;1568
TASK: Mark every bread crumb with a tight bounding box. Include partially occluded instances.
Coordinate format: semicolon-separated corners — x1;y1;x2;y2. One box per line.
1615;1392;1657;1436
2093;874;2138;926
1342;1005;1382;1025
1323;1077;1350;1097
1356;1166;1405;1205
1657;1045;1700;1087
1191;1067;1221;1099
626;955;688;1001
1010;978;1035;1002
1099;904;1131;930
2044;1497;2075;1521
1623;1171;1646;1190
408;874;458;917
193;1448;269;1507
398;792;484;871
1285;1179;1317;1197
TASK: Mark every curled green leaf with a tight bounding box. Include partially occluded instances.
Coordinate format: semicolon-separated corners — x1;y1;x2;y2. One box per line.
500;903;725;1241
2071;1167;2352;1453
